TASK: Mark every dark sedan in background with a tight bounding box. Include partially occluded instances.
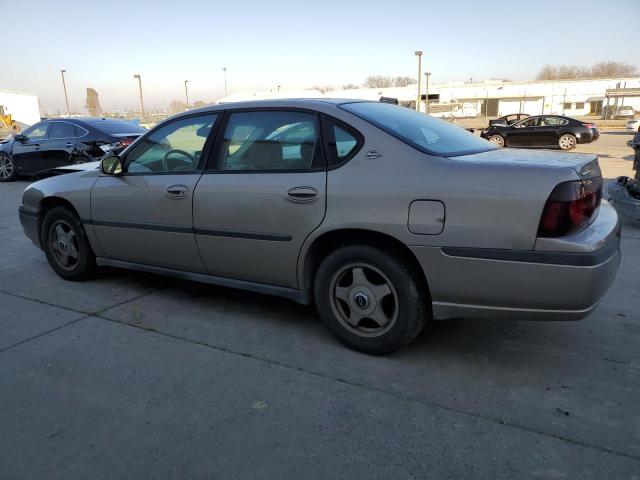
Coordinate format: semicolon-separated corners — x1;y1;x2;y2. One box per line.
0;118;146;181
481;115;599;150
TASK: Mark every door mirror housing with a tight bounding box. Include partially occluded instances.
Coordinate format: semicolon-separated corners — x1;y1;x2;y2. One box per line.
13;134;27;142
101;155;124;176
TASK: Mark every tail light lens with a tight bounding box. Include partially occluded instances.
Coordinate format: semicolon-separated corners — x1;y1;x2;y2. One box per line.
99;137;135;154
119;137;134;148
583;123;595;128
538;180;602;237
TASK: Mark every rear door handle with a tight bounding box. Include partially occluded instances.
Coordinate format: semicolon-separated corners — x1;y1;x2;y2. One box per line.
166;184;189;199
286;186;318;203
65;142;74;148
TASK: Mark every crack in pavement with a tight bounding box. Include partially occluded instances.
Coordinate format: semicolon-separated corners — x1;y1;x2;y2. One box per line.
90;312;640;464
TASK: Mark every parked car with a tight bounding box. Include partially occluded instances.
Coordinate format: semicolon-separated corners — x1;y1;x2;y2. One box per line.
615;106;635;119
481;115;599;150
625;119;640;132
18;100;620;354
0;117;146;181
489;113;530;126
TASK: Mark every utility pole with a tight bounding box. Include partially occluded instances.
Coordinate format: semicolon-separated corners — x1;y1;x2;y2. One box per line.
424;72;431;115
184;80;190;106
60;69;70;117
222;67;228;97
133;74;144;115
414;51;423;112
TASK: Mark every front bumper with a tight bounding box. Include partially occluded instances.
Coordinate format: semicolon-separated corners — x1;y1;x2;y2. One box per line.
412;202;621;321
19;206;41;249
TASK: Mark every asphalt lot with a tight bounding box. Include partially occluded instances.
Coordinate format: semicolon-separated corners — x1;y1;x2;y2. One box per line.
1;136;639;478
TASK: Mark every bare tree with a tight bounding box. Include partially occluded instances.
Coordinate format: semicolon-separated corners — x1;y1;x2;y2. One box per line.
536;61;638;80
364;75;394;88
169;100;188;114
85;88;102;116
590;61;637;78
192;100;207;108
393;76;417;87
341;84;360;90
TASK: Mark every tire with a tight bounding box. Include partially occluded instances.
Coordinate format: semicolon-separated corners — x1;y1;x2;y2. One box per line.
41;206;96;281
0;153;16;182
558;134;577;150
314;244;427;355
488;134;505;148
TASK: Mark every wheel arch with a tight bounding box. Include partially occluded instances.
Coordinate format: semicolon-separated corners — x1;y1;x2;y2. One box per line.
300;228;432;309
37;196;83;244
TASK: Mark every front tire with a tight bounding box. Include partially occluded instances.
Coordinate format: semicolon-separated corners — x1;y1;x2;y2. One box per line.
314;244;427;354
0;153;16;182
42;206;96;280
488;134;505;148
558;134;577;150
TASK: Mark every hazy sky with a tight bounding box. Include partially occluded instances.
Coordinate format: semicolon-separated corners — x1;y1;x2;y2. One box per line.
3;0;639;113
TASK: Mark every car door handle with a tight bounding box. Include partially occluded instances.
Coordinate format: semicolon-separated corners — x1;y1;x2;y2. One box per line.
286;186;318;203
166;184;189;199
65;142;74;148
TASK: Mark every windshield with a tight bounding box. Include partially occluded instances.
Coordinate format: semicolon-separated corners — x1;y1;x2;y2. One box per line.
340;102;497;157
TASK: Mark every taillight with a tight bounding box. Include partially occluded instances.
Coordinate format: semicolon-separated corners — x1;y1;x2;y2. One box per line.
538;180;602;237
120;137;134;147
583;123;595;129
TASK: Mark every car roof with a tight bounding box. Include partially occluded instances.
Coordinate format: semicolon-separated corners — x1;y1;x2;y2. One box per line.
171;98;368;119
41;117;137;126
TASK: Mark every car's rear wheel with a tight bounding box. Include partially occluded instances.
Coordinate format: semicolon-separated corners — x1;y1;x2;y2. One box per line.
488;134;505;147
42;206;96;280
0;153;16;182
314;244;427;354
558;134;577;150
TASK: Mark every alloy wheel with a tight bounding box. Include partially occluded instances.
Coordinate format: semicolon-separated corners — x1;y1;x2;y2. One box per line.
559;135;576;150
489;135;504;147
329;262;399;338
49;220;80;271
0;156;13;179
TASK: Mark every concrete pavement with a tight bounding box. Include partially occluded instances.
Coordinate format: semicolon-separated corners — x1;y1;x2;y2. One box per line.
0;179;639;479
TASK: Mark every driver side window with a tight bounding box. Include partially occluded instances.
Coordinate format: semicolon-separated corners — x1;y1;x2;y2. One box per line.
124;114;217;174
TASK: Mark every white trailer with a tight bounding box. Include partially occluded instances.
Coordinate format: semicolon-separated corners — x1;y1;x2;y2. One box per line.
0;90;40;128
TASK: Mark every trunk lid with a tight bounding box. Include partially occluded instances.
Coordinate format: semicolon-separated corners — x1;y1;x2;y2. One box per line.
451;148;601;178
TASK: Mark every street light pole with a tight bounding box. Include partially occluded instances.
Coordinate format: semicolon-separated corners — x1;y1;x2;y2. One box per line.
222;67;228;97
60;69;70;117
424;72;431;115
184;80;190;106
414;51;423;112
133;74;144;115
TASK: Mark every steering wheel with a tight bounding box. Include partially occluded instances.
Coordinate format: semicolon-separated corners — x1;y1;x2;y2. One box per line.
162;149;196;172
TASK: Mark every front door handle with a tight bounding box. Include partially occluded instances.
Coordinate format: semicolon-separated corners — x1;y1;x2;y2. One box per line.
166;184;189;199
286;186;318;203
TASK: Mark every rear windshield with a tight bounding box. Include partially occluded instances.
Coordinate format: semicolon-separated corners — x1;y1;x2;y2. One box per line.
340;102;497;157
87;120;147;135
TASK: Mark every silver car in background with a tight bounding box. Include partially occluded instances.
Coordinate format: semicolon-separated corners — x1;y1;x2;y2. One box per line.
18;100;621;354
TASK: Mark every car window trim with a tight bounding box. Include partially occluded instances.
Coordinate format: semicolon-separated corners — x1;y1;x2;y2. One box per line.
21;122;50;141
119;112;221;176
204;107;327;174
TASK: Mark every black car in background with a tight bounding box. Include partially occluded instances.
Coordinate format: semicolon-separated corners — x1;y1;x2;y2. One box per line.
0;118;146;181
481;115;599;150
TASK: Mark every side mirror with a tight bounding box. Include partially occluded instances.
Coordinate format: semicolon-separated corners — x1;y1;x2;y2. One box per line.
100;155;124;176
13;134;27;142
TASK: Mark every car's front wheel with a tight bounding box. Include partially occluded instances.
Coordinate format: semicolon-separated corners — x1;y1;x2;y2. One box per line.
0;153;16;182
314;244;427;354
42;206;96;280
558;134;577;150
488;134;505;148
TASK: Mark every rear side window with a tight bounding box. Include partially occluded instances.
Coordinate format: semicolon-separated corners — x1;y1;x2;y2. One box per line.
542;117;569;126
340;102;496;157
323;117;362;168
48;122;76;139
217;111;321;171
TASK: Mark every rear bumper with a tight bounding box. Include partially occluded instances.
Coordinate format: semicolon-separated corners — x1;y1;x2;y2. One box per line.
412;203;621;321
19;207;41;249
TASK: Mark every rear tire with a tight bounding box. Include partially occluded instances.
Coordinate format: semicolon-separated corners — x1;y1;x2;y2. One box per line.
42;206;96;281
488;134;505;148
314;244;427;355
0;153;16;182
558;134;577;150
